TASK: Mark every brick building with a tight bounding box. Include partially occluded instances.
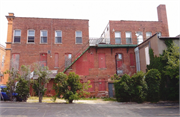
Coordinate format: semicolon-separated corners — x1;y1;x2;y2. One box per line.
0;44;5;83
3;4;169;97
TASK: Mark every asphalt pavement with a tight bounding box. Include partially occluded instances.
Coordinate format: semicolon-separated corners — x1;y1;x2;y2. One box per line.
0;101;179;117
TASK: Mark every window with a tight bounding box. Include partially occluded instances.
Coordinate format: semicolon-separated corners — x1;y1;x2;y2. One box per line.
116;53;123;75
115;32;121;44
130;53;135;66
88;79;95;92
41;30;47;43
14;30;21;43
11;54;20;70
54;53;59;67
75;31;82;44
65;53;72;68
55;31;62;43
146;32;152;39
136;31;143;44
126;32;132;44
145;46;150;65
98;53;106;68
158;32;161;37
99;79;106;91
40;53;47;66
28;30;35;43
2;55;5;67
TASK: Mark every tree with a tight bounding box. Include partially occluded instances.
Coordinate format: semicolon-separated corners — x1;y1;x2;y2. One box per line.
4;63;19;101
114;74;133;102
16;65;32;102
32;63;51;103
162;42;179;80
145;69;161;102
131;71;147;103
53;72;91;103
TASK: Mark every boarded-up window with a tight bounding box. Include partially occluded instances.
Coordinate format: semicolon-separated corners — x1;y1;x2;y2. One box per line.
98;53;106;68
88;79;95;92
54;53;59;67
11;54;20;70
116;53;123;75
145;47;150;65
40;53;47;66
130;53;135;66
65;53;72;68
99;78;106;91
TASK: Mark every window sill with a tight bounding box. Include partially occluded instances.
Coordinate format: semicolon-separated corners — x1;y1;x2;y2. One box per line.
27;42;35;44
75;43;83;44
54;43;62;44
40;43;48;44
99;68;107;70
13;42;21;44
54;67;59;69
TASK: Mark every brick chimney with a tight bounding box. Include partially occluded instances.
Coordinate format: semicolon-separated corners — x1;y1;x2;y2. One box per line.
157;5;169;36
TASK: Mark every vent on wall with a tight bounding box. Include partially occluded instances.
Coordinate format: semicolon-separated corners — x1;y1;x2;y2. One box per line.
48;50;51;54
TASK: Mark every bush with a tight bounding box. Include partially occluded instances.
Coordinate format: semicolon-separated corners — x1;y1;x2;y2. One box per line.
114;74;133;102
53;72;91;103
131;71;147;103
145;69;161;102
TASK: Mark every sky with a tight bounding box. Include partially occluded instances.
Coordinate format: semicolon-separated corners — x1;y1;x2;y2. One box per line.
0;0;180;46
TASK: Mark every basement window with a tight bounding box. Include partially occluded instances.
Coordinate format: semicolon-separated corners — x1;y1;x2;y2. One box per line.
28;30;35;43
14;30;21;43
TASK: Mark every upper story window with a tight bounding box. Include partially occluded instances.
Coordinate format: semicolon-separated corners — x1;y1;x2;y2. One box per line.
14;30;21;43
136;31;143;45
158;32;161;37
55;31;62;43
28;30;35;43
40;30;47;43
146;32;152;39
75;31;82;44
126;32;132;44
115;32;121;44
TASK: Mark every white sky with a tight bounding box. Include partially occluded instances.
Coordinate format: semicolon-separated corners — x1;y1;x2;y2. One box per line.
0;0;179;46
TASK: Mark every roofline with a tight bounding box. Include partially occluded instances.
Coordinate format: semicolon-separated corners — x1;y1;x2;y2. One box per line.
159;37;180;39
14;16;89;21
137;33;158;47
97;44;137;48
109;20;160;22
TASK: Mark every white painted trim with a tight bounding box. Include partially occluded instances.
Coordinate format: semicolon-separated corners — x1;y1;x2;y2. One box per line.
75;31;83;44
55;30;62;44
40;30;48;44
27;29;35;43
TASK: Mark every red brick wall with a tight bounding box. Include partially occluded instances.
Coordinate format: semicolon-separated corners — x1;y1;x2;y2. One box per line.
65;47;136;97
11;17;89;71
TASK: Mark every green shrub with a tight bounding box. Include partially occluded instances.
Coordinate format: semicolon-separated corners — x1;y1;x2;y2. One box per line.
131;71;147;103
145;69;161;102
114;74;133;102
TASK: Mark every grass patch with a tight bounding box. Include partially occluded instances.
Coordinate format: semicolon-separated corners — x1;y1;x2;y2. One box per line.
103;98;116;101
79;97;98;100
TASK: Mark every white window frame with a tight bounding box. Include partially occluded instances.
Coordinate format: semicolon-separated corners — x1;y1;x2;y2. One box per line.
145;46;150;65
75;31;82;44
146;32;152;39
115;32;121;44
55;30;62;44
13;29;21;43
136;31;143;45
125;32;132;44
27;29;35;43
40;30;48;44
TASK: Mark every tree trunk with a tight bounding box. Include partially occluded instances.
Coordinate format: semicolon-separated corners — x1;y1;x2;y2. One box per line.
38;90;42;103
69;100;73;103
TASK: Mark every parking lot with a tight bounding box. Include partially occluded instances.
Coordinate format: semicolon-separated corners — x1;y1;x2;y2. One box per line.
0;100;179;117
